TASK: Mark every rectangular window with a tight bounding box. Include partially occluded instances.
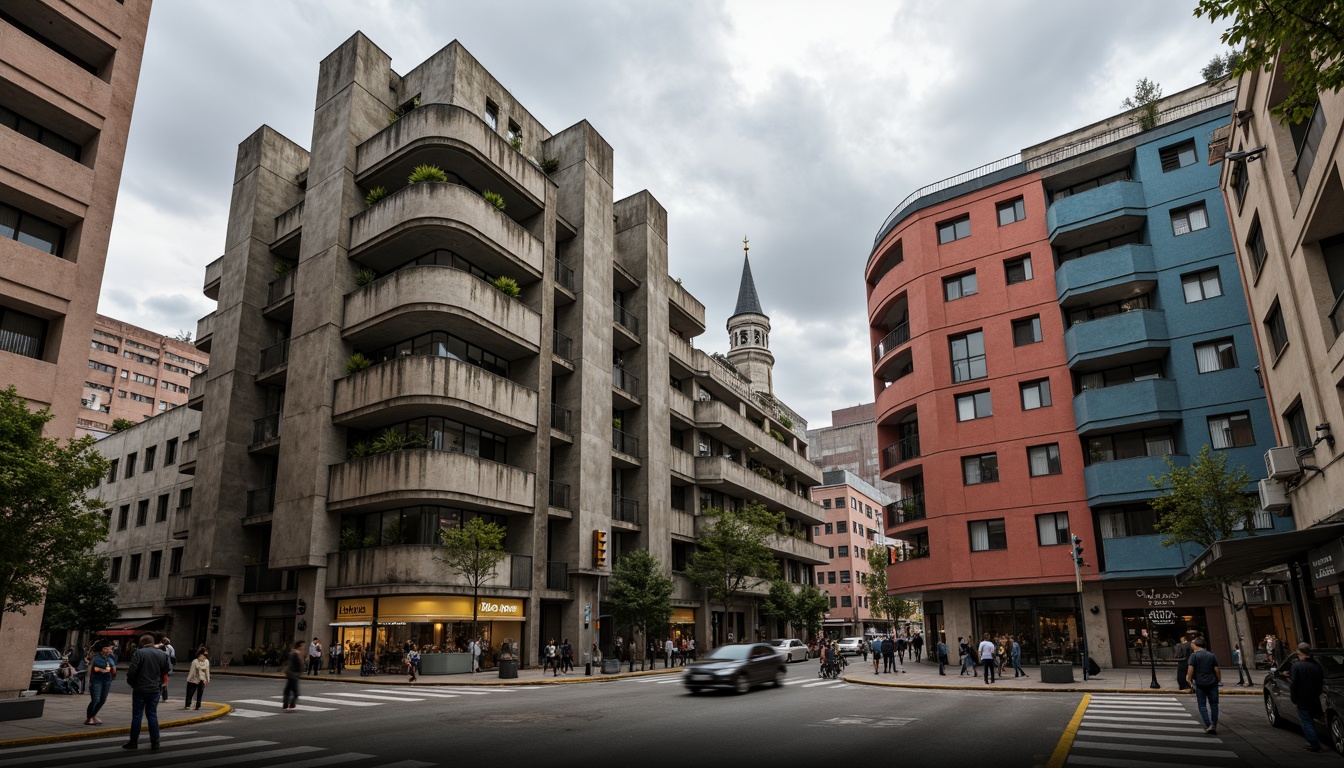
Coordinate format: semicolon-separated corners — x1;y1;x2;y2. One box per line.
1264;302;1289;357
1284;402;1312;448
824;522;833;535
834;497;844;508
836;520;847;534
1005;255;1033;285
125;452;137;478
1057;230;1143;264
1050;168;1132;202
1171;203;1209;236
937;215;971;244
1020;379;1052;410
969;519;1007;551
128;554;141;581
840;595;852;607
1012;316;1043;346
838;545;849;557
0;201;65;256
1086;427;1174;464
107;459;118;485
950;330;987;383
829;596;837;609
148;550;162;579
1100;505;1159;538
943;271;977;301
1181;268;1223;302
1068;293;1151;326
165;438;178;465
1194;339;1237;373
169;547;183;575
155;494;169;522
484;101;498;131
1246;218;1268;278
962;453;999;485
1036;512;1070;546
1028;444;1062;476
1078;359;1163;391
1232;154;1250;208
136;499;149;526
117;504;128;530
144;446;156;472
827;571;836;584
821;498;831;509
179;487;193;508
997;197;1026;226
88;360;116;374
1209;412;1255;449
955;390;993;421
1159;140;1197;172
0;305;48;359
0;104;81;160
109;556;122;583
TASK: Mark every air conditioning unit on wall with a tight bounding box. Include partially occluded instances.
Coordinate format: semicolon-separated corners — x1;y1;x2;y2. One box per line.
1264;447;1300;480
1258;478;1290;513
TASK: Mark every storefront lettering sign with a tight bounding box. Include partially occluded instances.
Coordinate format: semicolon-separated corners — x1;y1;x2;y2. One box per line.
338;604;367;616
479;601;520;615
1147;610;1177;626
1136;589;1182;607
1308;539;1344;589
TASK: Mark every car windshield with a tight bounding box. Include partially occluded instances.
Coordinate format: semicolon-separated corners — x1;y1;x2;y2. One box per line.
704;644;752;661
767;640;788;647
34;649;61;662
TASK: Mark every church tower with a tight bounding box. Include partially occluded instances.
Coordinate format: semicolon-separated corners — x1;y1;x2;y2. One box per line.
725;237;775;395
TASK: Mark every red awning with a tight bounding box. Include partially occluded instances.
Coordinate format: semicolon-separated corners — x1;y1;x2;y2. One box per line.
98;617;163;637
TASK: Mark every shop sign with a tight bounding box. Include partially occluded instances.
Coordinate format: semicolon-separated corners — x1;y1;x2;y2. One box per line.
1136;589;1181;607
1146;609;1178;626
671;608;695;624
336;599;374;618
1308;539;1344;589
477;599;522;616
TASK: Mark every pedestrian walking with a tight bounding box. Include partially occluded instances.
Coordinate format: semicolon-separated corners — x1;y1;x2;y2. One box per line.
1186;636;1221;734
183;648;210;710
958;637;973;676
406;646;420;682
471;636;483;673
282;640;303;711
978;633;997;684
1010;635;1024;678
84;640;115;725
329;640;344;674
1231;643;1246;686
1287;642;1326;752
122;634;170;750
937;635;949;676
870;637;881;674
544;639;559;676
911;632;924;663
896;633;907;664
687;637;696;662
1175;632;1193;691
307;637;323;676
664;637;674;668
881;635;895;673
158;637;176;703
561;639;573;674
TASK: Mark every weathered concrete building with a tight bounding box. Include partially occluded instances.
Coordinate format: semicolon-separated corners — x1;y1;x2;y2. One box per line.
176;33;825;668
79;314;209;438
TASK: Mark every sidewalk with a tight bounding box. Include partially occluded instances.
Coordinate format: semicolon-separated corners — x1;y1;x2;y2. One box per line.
841;655;1264;694
0;692;229;748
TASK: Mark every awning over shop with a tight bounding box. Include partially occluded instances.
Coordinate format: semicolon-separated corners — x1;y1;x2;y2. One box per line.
98;617;164;637
1174;524;1344;586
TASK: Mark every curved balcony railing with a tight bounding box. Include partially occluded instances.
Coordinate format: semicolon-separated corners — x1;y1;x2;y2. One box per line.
886;492;926;524
873;322;911;362
881;433;921;470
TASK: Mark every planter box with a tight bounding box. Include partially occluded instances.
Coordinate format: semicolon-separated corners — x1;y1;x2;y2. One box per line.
420;652;473;675
0;695;45;721
1040;663;1075;684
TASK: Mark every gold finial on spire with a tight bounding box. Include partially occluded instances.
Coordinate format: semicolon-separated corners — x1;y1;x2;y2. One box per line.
743;235;749;254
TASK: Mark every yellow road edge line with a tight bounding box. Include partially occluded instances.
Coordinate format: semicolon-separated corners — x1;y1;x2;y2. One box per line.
0;702;231;750
1046;693;1089;768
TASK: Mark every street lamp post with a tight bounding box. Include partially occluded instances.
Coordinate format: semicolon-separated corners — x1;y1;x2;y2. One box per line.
1144;613;1161;689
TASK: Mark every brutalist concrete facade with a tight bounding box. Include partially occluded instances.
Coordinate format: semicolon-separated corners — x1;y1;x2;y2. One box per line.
183;34;826;667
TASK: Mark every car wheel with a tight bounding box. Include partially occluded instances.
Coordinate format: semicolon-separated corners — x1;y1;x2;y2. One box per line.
687;686;701;695
1330;713;1344;754
774;667;786;688
1266;693;1286;729
734;673;750;695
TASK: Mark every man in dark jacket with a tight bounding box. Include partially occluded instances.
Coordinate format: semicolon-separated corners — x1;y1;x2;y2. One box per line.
911;632;924;663
123;634;170;750
1175;633;1192;691
1288;642;1326;752
282;640;304;710
880;635;895;673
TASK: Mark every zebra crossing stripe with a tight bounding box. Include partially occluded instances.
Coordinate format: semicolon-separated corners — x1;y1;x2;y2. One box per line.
230;698;335;711
1071;741;1237;758
1078;722;1206;732
1067;757;1199;768
1075;730;1222;744
3;735;231;766
0;731;199;754
228;708;277;718
323;692;426;702
234;751;374;768
181;745;324;768
363;688;460;698
281;694;382;706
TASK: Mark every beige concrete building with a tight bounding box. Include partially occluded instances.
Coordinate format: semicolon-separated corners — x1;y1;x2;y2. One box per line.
0;0;151;698
79;314;208;437
806;403;901;499
176;33;825;668
808;469;893;637
1201;60;1344;649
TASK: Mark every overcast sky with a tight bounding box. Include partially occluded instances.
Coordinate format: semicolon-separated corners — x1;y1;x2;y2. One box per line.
101;0;1233;427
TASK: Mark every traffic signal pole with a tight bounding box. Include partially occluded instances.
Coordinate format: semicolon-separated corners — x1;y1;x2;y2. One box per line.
1072;534;1089;682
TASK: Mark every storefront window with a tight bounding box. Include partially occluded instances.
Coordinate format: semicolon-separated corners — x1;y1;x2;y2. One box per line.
1120;608;1207;664
973;595;1081;665
339;505;507;550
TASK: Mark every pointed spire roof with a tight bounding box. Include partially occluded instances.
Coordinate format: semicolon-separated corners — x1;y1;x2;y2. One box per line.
731;236;763;318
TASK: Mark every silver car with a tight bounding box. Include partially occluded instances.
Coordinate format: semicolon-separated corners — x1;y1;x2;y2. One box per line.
837;637;864;656
31;647;62;690
769;638;809;663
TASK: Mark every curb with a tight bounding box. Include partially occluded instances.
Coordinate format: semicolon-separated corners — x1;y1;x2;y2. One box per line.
841;675;1262;694
212;667;676;686
0;702;232;749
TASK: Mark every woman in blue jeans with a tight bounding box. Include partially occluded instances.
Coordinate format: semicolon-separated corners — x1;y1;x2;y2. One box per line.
84;641;115;725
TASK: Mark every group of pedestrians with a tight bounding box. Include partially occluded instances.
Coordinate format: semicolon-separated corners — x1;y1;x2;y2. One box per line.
867;634;908;675
542;638;576;675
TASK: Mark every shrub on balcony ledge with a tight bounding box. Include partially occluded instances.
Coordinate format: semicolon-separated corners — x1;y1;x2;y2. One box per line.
345;353;372;375
482;190;506;210
539;156;560;174
769;429;785;443
491;275;520;298
363;186;388;206
408;164;448;184
273;260;294;276
354;268;377;287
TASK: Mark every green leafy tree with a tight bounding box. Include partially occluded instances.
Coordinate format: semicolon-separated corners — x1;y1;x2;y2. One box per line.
1122;77;1164;130
685;501;781;644
761;579;796;635
439;516;508;658
1201;50;1244;82
1196;0;1344;123
110;418;134;432
607;549;674;664
0;387;110;623
864;546;917;634
794;583;830;641
40;554;120;643
1149;445;1258;673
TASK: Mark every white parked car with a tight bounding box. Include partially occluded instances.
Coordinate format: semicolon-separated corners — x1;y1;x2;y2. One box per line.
768;638;809;663
836;637;864;656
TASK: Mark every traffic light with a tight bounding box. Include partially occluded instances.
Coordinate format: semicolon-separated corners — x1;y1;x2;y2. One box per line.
593;529;608;568
1072;534;1085;567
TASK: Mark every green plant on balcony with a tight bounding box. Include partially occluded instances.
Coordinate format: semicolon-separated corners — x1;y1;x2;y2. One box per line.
482;190;506;210
539;156;560;174
612;417;623;430
273;260;294;276
381;518;408;546
408;164;448;184
345;352;372;375
769;429;785;443
779;415;794;430
752;465;772;479
363;186;388;206
354;268;377;287
772;474;787;488
510;132;523;151
371;428;407;455
346;441;371;460
339;526;362;551
491;275;520;297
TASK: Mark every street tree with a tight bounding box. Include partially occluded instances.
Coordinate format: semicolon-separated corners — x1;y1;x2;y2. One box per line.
41;554;120;647
0;386;109;627
1122;78;1164;129
110;418;134;432
439;516;507;656
684;501;781;644
607;549;673;665
1149;445;1258;674
794;583;829;642
1195;0;1344;123
864;546;916;634
1201;50;1244;82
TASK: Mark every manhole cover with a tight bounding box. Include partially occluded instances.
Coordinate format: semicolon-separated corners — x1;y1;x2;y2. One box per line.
457;712;574;725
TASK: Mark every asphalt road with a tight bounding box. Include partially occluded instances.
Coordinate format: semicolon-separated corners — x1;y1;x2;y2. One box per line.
1;668;1328;767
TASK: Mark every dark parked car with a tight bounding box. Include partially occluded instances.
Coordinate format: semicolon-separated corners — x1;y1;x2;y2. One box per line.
683;642;786;694
1263;648;1344;753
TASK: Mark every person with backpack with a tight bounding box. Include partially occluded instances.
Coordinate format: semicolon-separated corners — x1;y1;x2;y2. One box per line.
282;640;304;711
560;638;573;674
1185;636;1221;735
123;634;170;750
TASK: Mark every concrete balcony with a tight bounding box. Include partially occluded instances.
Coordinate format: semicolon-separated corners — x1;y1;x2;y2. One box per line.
171;504;190;540
355;104;547;222
669;448;695;481
194;311;215;354
763;532;830;565
694;456;824;526
1064;310;1169;370
202;255;223;301
343;266;541;358
333;355;538;435
1073;378;1181;435
1101;534;1203;578
186;371;207;413
178;433;198;474
1055;244;1157;306
669;387;695;426
327;449;535;515
272;200;303;247
668;278;706;339
1047;181;1146;245
668;335;707;378
692;400;821;483
326;546;532;592
1083;454;1186;507
348;181;543;280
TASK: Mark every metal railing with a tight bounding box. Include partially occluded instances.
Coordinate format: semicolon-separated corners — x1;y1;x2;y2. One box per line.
259;339;289;372
549;480;571;510
881;433;921;470
510;554;532;590
612;428;640;458
242;564;296;593
550;403;571;434
613;302;640;335
267;267;297;305
612;494;640;524
246;485;275;516
1293;102;1326;192
554;260;575;292
886;492;926;524
874;322;911;361
547;561;570;591
553;330;573;362
252;412;281;444
613;366;640;397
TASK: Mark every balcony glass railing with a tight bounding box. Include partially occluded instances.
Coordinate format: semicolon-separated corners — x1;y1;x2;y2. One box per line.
547;561;571;591
549;480;571;510
612;494;640;524
874;322;910;361
881;433;921;470
613;366;640;397
1293;102;1326;192
259;339;290;372
550;403;571;434
612;428;640;458
613;302;640;335
252;412;281;444
246;485;275;516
